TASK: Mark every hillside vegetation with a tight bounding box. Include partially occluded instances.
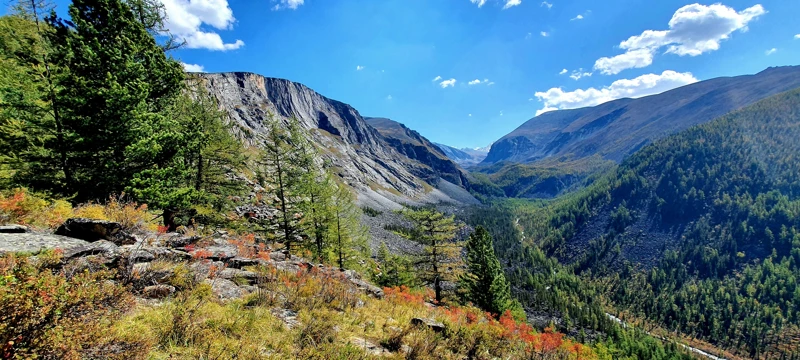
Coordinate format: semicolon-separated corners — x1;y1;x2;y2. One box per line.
515;87;800;358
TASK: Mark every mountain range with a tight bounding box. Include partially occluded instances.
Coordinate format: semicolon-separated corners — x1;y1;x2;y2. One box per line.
433;143;488;167
482;66;800;167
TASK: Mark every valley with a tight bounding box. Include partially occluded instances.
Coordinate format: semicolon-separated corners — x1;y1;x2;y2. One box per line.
1;0;799;358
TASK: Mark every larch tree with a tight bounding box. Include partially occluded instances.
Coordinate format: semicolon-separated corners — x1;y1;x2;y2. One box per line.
257;116;310;256
328;181;368;269
403;208;463;303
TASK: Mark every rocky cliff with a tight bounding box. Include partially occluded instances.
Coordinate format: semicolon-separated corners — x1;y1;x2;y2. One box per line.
196;72;475;209
364;117;470;188
483;66;800;166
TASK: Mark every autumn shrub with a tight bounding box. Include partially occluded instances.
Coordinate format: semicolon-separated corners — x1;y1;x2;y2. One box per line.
0;252;136;359
74;194;158;232
0;188;73;228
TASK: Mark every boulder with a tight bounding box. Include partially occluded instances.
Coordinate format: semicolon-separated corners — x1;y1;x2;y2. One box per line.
0;224;28;233
217;268;259;285
55;218;135;245
348;337;387;356
165;234;202;248
142;284;176;299
204;278;246;300
343;269;384;298
410;318;445;332
0;233;89;254
271;308;300;329
62;240;120;261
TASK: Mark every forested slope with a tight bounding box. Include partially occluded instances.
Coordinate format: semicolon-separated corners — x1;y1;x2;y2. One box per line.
518;87;800;358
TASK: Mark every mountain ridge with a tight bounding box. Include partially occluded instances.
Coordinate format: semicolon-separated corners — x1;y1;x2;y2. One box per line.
196;72;476;209
483;65;800;167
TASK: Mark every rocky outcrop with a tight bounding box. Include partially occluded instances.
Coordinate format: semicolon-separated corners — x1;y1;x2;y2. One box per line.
0;233;89;254
196;72;469;210
55;218;136;245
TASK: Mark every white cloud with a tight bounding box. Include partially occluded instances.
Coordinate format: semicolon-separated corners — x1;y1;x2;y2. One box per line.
440;79;457;88
468;114;473;117
795;34;800;39
160;0;244;51
487;81;495;86
571;14;584;20
181;62;205;72
272;0;304;10
534;70;698;114
468;78;493;85
594;3;765;75
559;68;568;75
503;0;521;9
594;48;655;75
500;111;504;116
470;0;487;7
541;1;552;9
356;65;365;70
386;95;393;100
540;31;549;37
569;69;592;80
765;48;777;55
432;75;442;82
468;79;482;85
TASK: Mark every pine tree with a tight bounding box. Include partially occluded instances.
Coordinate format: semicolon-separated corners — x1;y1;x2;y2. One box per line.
403;208;463;303
460;226;514;318
375;241;416;288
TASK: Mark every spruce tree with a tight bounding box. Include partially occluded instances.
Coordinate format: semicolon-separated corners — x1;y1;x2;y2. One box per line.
44;0;184;201
460;226;514;317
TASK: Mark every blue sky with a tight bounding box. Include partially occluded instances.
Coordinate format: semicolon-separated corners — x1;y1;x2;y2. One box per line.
25;0;800;148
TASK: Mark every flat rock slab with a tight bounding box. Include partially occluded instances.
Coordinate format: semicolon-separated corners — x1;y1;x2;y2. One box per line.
0;233;89;254
0;225;29;233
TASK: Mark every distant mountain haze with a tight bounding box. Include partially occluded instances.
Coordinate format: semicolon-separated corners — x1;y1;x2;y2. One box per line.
433;143;488;167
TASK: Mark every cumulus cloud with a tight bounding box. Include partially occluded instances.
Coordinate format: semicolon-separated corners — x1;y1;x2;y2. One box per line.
468;79;482;85
571;14;584;20
468;78;493;85
541;1;552;9
795;34;800;39
272;0;304;10
356;65;365;70
765;48;777;55
503;0;521;9
432;75;442;82
540;31;549;37
559;68;568;75
160;0;244;51
594;48;655;75
181;62;205;72
534;70;698;115
594;3;765;75
440;79;457;88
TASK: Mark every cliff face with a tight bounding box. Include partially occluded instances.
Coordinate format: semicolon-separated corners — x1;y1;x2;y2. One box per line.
483;66;800;166
364;117;470;188
197;72;475;209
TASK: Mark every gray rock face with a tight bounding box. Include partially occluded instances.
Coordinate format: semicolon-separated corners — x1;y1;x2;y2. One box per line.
0;233;89;254
434;143;488;167
197;72;467;210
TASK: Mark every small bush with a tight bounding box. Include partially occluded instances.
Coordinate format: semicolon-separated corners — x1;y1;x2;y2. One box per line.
361;206;382;217
0;188;73;228
0;252;135;359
